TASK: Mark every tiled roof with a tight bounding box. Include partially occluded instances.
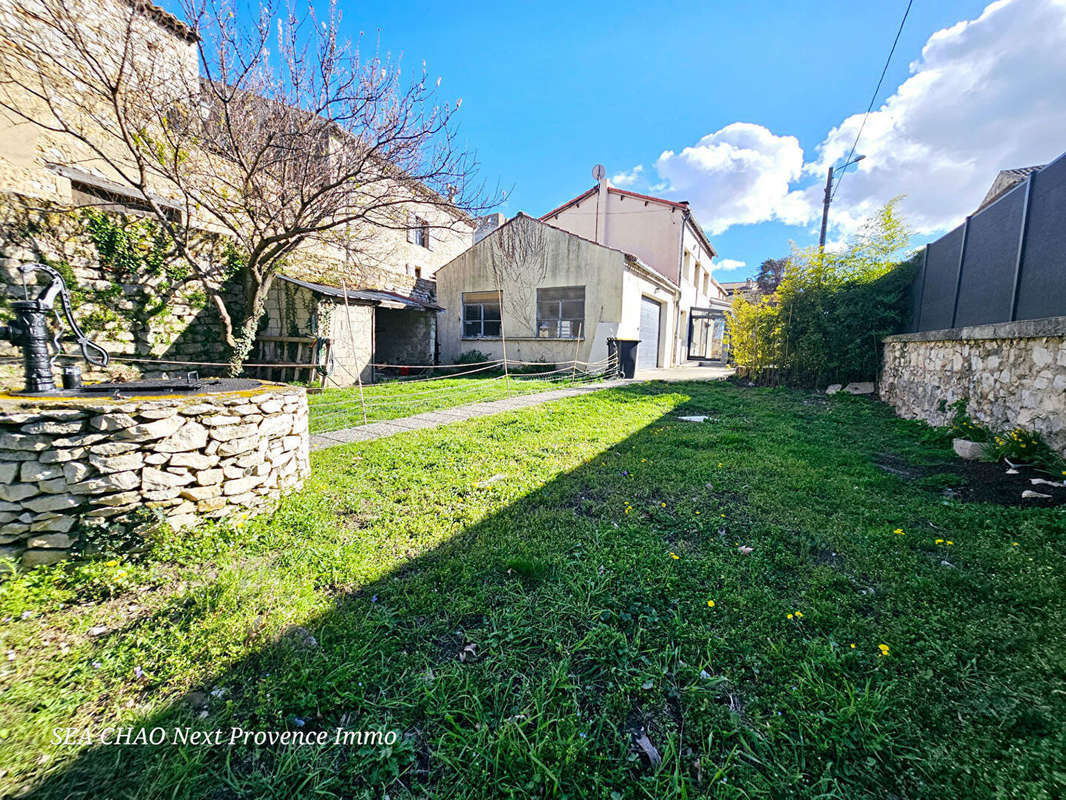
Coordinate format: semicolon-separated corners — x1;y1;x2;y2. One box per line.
977;165;1045;211
539;184;717;258
277;275;442;311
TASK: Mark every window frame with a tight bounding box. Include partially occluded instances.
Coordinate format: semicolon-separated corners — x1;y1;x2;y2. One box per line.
536;285;586;339
462;291;502;339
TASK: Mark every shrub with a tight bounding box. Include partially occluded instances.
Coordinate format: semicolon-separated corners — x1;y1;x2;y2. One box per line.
727;200;917;388
456;349;492;365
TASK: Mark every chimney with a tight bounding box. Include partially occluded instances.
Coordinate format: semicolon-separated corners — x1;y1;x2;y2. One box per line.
593;164;608;244
474;213;506;243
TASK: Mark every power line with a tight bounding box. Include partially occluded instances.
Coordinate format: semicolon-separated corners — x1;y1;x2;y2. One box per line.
831;0;914;203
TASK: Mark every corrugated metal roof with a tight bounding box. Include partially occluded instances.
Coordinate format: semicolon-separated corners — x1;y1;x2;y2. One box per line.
277;274;442;311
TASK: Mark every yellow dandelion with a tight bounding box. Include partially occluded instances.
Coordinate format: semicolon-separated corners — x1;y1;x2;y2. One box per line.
661;502;667;508
670;552;680;560
641;458;647;463
878;643;890;656
945;540;954;545
707;599;715;608
1012;542;1019;546
786;613;794;620
695;511;701;515
849;643;856;649
893;528;905;535
794;611;803;618
935;538;944;544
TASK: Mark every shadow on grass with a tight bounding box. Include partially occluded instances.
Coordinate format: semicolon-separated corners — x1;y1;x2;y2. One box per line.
22;382;741;798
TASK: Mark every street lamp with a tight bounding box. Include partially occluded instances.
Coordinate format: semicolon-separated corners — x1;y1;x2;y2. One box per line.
819;154;865;248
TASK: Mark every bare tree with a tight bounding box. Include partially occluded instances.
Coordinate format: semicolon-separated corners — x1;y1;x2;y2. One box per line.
487;215;548;334
0;0;498;373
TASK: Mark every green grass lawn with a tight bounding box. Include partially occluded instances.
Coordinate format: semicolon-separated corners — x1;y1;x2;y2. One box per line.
2;382;1064;798
308;371;602;433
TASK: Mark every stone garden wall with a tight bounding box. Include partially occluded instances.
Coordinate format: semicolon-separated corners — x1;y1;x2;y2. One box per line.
0;383;309;567
880;316;1066;456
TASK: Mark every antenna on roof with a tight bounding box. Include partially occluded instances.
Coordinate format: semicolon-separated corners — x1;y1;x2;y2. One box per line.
592;164;606;182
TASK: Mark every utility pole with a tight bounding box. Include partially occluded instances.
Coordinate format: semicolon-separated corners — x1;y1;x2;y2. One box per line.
819;165;834;249
818;154;865;249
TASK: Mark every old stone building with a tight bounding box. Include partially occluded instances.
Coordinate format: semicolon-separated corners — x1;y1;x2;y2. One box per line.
0;0;473;387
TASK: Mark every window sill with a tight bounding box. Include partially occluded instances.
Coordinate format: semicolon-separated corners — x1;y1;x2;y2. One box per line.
461;336;585;342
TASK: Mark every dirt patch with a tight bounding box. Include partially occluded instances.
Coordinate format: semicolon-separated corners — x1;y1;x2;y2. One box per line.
874;452;1066;507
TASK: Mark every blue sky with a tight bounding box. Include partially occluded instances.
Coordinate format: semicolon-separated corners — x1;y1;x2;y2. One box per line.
169;0;1066;282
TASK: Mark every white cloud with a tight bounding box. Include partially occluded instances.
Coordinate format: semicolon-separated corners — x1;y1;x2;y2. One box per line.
613;0;1066;241
809;0;1066;235
611;165;643;187
716;258;746;270
652;123;813;234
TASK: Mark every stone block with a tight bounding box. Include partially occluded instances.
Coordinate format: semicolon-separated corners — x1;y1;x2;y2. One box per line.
155;421;208;453
21;419;83;436
223;476;263;496
93;490;141;507
0;462;16;484
180;484;222;501
62;462;93;484
24;494;84;513
20;461;63;482
142;466;195;490
217;436;258;457
209;423;259;442
70;471;140;494
825;384;842;395
38;447;86;464
196;496;227;512
88;441;140;456
26;532;73;547
169;452;217;470
0;433;49;452
88;452;145;474
143;488;181;502
843;382;875;395
117;415;184;441
195;468;223;486
36;477;67;494
0;483;39;503
201;414;242;427
22;549;67;567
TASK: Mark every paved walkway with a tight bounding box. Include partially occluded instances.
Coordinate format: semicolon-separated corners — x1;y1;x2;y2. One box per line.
310;366;732;451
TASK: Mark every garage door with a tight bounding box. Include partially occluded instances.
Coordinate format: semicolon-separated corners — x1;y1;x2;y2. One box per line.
638;297;661;370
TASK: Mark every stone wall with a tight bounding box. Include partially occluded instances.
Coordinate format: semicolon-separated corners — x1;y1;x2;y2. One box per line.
0;382;309;567
880;316;1066;455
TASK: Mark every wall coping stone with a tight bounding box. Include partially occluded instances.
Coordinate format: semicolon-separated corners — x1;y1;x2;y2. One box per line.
884;315;1066;344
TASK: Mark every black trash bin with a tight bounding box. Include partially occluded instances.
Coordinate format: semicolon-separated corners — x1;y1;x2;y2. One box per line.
606;338;619;378
614;339;640;379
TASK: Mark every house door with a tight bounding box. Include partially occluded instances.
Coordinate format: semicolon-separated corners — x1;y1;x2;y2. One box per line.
688;308;729;363
638;297;661;370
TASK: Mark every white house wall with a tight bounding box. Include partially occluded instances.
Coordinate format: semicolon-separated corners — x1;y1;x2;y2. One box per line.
436;216;630;367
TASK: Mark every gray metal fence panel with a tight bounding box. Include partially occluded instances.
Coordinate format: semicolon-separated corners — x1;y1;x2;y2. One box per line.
909;152;1066;332
954;183;1025;327
919;225;965;331
1014;156;1066;322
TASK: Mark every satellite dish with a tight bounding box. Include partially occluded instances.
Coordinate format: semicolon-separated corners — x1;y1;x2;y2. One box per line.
592;164;606;181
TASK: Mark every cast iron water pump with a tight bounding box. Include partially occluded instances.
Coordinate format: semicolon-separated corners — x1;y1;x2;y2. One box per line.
0;263;109;393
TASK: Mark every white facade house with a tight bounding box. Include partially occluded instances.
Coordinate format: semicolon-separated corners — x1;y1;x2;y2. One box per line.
540;170;731;367
436;214;680;369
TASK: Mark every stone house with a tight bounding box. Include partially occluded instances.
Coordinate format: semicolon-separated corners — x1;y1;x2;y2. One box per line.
0;0;473;388
436;213;682;369
538;168;731;367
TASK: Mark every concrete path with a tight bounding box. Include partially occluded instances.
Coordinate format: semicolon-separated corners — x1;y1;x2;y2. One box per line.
310;367;732;451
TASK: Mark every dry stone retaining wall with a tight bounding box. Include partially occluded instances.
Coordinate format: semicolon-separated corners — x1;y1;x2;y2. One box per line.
0;383;309;567
880;316;1066;456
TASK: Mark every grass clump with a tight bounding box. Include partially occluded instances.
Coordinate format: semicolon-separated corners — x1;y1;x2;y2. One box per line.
1;381;1064;798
